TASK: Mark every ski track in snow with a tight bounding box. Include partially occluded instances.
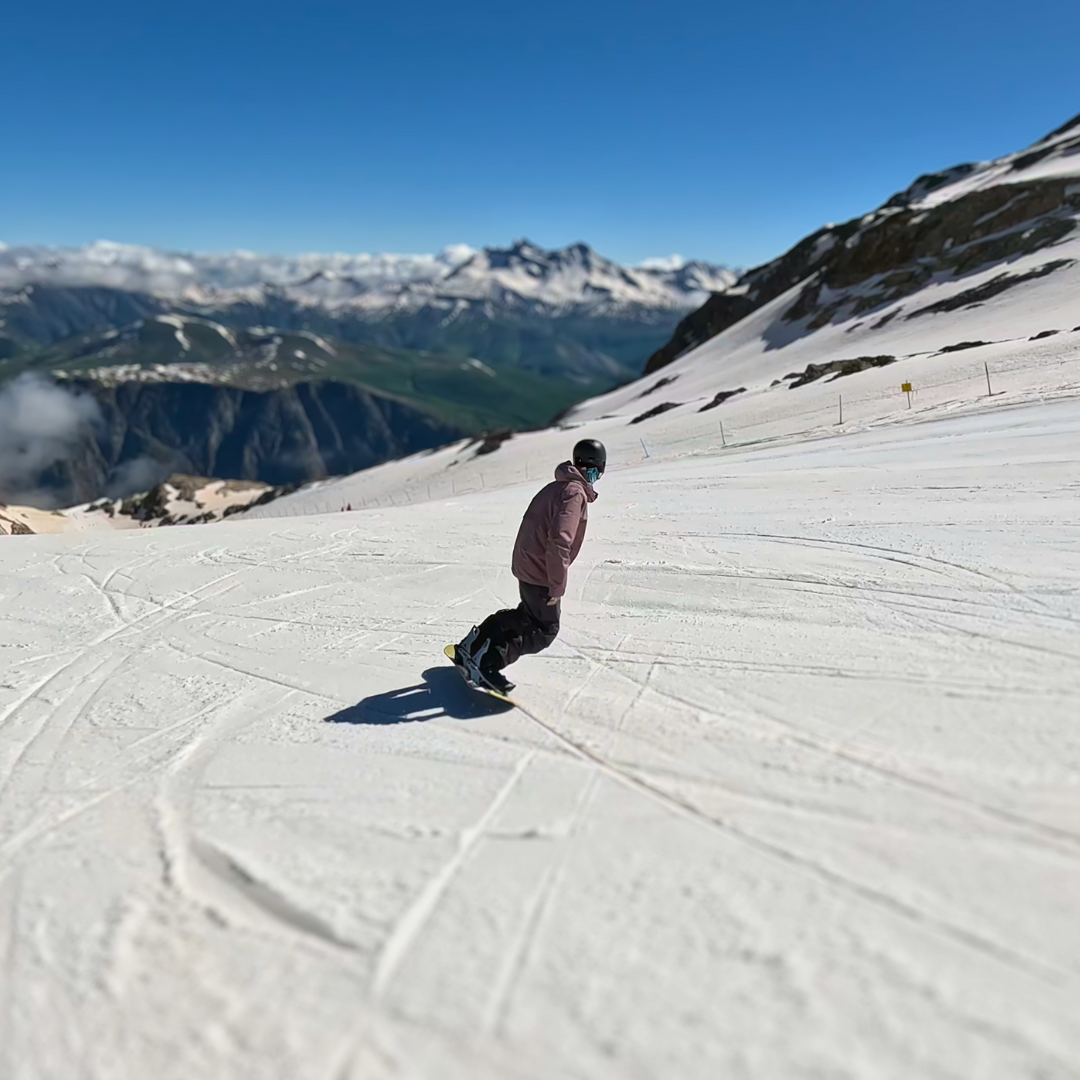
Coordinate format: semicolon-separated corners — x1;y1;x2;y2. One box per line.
2;380;1080;1077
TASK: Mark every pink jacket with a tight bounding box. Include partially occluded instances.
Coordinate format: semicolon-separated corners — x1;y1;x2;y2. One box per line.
511;462;598;598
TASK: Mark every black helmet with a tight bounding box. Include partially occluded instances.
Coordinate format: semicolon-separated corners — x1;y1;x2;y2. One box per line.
573;438;606;477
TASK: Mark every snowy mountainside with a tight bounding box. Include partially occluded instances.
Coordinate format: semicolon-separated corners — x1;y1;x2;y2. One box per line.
432;242;734;311
568;231;1080;424
639;111;1080;385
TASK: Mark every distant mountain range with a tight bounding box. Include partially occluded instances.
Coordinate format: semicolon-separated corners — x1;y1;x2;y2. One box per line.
0;240;734;384
0;241;734;507
0;239;734;311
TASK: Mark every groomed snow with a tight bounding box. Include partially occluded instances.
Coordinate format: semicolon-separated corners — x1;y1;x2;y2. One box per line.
2;340;1078;1077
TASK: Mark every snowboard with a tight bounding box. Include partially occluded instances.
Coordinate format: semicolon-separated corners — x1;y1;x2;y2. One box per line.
443;644;515;703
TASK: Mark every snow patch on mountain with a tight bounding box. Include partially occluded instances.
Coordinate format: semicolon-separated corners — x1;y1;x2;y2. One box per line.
858;112;1080;225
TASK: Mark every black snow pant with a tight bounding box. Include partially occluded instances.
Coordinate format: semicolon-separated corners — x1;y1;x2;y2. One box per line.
476;581;560;670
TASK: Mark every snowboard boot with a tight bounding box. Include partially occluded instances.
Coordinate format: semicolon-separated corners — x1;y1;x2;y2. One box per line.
450;626;483;681
477;644;515;695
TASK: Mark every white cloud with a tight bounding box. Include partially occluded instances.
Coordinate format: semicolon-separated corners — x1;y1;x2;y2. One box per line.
105;456;175;499
0;374;101;504
637;255;687;272
438;244;478;266
0;241;482;295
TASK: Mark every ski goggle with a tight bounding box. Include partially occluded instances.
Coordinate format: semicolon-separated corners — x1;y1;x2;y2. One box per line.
585;466;601;485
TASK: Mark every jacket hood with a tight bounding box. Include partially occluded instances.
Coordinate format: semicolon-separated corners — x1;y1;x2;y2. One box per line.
555;461;598;502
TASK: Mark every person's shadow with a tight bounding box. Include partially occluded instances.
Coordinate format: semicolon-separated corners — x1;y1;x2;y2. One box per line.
325;667;514;726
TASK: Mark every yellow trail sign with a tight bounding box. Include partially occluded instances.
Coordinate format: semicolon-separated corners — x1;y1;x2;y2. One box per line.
901;382;912;393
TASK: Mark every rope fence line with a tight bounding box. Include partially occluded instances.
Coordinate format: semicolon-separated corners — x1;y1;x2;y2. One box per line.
252;350;1080;520
645;351;1080;456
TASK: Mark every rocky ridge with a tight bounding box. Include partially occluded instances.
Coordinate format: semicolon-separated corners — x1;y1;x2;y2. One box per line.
1;474;300;534
645;113;1080;374
89;474;295;527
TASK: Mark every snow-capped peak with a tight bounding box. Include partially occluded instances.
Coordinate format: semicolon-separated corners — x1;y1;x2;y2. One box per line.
430;240;734;309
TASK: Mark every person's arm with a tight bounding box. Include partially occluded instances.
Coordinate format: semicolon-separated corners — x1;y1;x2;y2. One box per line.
545;487;585;598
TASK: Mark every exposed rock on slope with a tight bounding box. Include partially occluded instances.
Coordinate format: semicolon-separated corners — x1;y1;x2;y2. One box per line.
644;113;1080;375
94;474;293;527
783;355;897;388
2;475;297;532
0;507;35;535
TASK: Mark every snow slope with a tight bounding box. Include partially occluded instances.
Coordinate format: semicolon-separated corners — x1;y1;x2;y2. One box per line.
567;234;1080;424
2;329;1078;1077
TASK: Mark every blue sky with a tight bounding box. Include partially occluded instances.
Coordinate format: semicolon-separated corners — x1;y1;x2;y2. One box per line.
4;0;1079;268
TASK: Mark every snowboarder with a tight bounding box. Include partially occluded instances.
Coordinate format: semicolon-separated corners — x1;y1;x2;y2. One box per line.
451;439;606;695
